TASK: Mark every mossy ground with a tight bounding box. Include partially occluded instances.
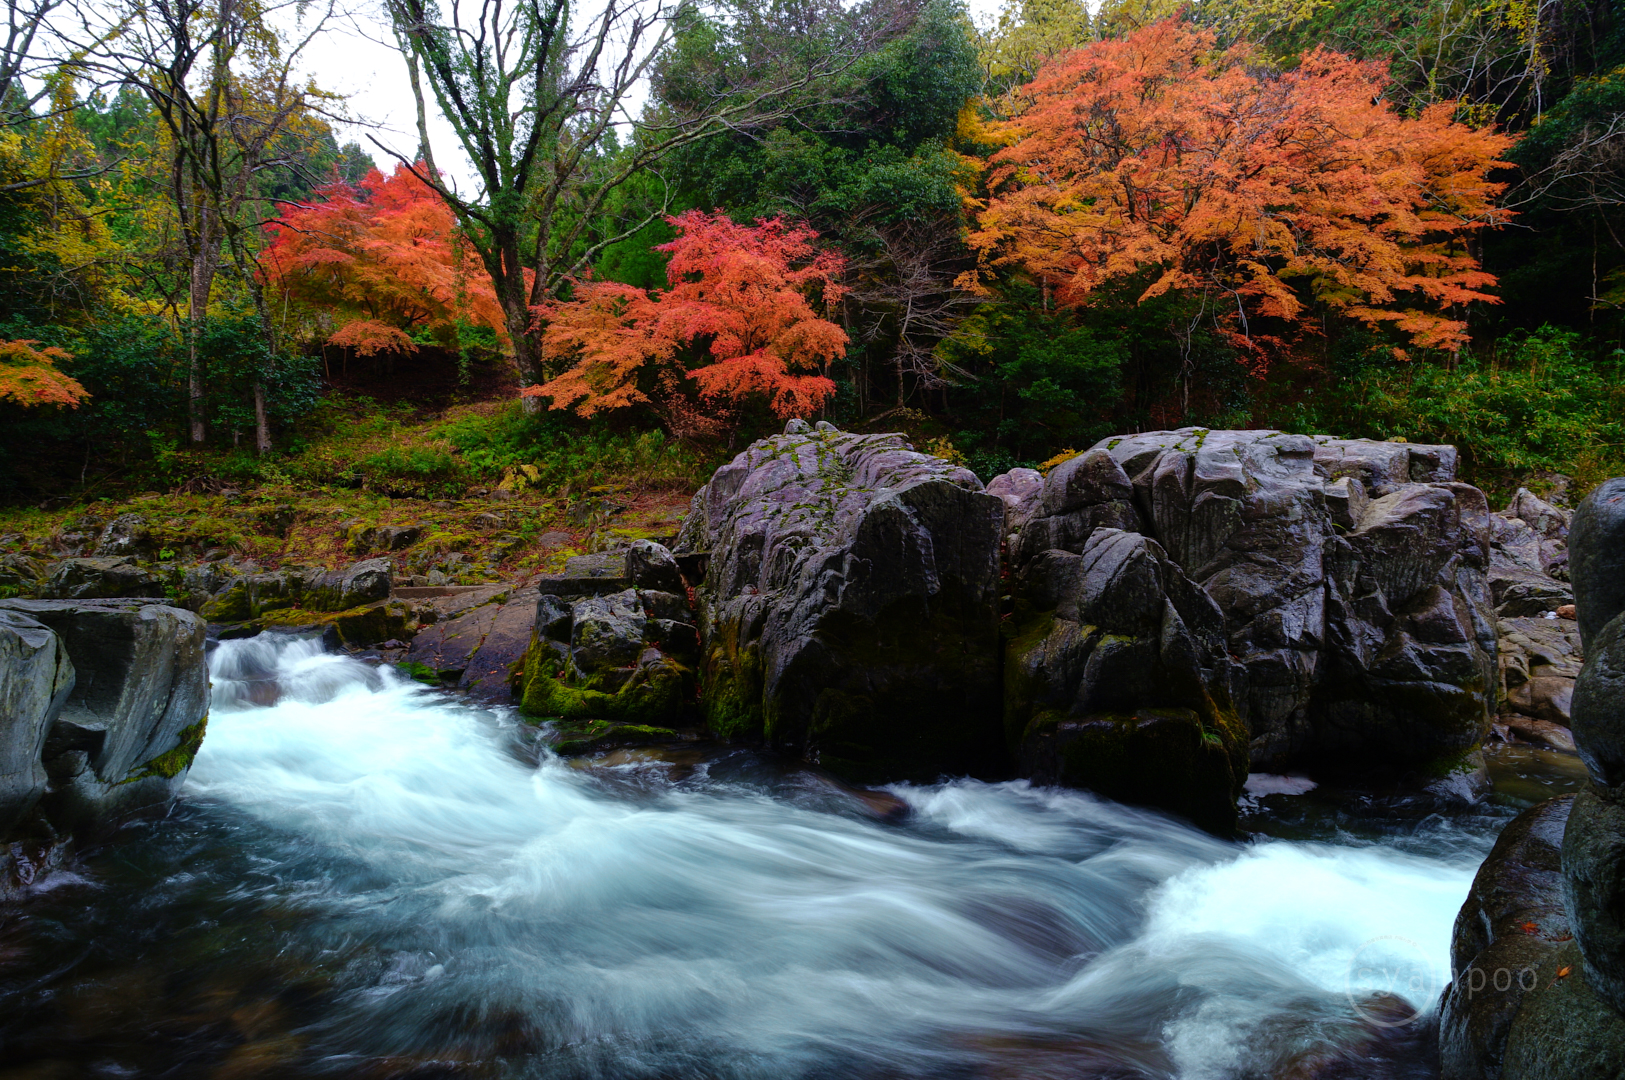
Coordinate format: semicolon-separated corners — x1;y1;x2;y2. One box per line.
0;399;702;588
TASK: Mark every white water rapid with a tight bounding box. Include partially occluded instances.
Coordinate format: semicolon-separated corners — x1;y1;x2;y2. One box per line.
1;632;1520;1078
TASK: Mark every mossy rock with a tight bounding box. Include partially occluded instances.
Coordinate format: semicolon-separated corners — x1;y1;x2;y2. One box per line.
396;660;441;685
200;581;254;622
123;716;209;783
515;637;692;726
541;719;683;756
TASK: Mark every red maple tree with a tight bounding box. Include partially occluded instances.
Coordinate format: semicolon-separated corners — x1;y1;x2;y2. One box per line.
522;211;848;425
0;340;87;408
967;20;1517;366
262;164;507;355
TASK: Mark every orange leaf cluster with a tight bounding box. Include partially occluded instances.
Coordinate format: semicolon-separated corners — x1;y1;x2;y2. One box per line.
0;339;88;409
523;211;848;420
263;164;507;354
968;20;1517;362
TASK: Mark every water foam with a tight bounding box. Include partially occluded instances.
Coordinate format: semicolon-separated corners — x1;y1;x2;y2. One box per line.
187;634;1481;1076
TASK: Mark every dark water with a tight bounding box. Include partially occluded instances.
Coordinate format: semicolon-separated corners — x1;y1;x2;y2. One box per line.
0;636;1585;1079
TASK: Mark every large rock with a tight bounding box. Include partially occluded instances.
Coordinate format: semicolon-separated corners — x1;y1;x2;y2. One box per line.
1006;528;1247;832
0;598;209;837
512;546;699;732
0;610;74;836
199;558;393;623
675;422;1005;781
1001;428;1496;776
1440;795;1573;1080
1569;477;1625;649
39;557;166;601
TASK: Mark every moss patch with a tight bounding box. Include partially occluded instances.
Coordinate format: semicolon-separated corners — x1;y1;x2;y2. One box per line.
125;716;209;782
396;660;441;685
515;637;692;726
544;719;683;756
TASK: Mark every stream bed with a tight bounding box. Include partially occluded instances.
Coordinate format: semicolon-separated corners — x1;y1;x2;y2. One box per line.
0;634;1588;1079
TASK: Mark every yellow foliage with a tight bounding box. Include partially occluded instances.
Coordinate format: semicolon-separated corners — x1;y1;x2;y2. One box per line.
1037;449;1078;474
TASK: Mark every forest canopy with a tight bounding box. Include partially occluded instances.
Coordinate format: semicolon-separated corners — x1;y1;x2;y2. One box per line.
0;0;1622;498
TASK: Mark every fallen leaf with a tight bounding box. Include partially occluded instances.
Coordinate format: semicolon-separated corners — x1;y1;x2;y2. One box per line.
1558;966;1572;978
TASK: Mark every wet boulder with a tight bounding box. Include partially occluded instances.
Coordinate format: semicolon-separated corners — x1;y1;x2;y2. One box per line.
675;422;1005;781
1004;428;1496;776
1006;529;1248;833
1440;795;1573;1080
0;610;75;836
39;557;166;601
513;545;699;729
0;598;210;834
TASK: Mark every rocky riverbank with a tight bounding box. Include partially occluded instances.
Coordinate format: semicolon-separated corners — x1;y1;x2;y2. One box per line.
0;423;1590;867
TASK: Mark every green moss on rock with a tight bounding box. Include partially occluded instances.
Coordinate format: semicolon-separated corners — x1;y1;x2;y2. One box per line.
397;660;441;685
514;637;691;726
545;719;682;756
125;716;209;782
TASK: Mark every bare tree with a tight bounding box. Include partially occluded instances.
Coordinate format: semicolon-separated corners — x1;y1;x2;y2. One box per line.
841;213;981;410
381;0;902;396
0;0;64;125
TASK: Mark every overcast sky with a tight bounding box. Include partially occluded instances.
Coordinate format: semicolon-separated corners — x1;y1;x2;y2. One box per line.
305;0;1008;195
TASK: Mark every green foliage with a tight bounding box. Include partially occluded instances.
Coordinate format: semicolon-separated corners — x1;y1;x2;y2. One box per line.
1277;327;1625;497
437;406;713;491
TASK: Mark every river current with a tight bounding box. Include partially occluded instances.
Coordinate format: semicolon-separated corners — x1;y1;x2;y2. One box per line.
0;634;1586;1078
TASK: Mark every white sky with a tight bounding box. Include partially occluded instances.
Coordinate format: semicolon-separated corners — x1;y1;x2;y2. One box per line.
305;0;1010;196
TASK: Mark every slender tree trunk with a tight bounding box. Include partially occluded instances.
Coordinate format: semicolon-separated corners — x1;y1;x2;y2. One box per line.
187;231;218;445
253;381;270;455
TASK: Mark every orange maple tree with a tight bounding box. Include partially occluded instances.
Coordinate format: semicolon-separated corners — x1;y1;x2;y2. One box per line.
967;20;1517;364
0;340;88;408
522;211;848;424
262;163;507;355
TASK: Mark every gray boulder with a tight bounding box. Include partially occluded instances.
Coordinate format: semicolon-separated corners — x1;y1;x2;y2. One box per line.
1568;477;1625;649
675;422;1005;781
93;513;153;558
0;610;74;835
1003;428;1496;775
1007;528;1247;832
39;557;166;601
199;558;392;622
512;565;700;731
0;598;209;835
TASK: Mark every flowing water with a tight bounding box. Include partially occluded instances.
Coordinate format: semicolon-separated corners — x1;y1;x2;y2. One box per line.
0;634;1588;1079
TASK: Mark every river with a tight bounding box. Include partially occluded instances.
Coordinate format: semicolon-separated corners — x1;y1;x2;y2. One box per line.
0;634;1586;1078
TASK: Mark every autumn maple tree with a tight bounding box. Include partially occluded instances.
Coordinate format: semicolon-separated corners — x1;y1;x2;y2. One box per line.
523;211;848;427
967;20;1517;368
262;163;507;356
0;340;88;409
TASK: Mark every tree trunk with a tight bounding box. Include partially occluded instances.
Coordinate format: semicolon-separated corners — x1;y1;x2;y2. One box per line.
187;206;219;446
253;380;270;455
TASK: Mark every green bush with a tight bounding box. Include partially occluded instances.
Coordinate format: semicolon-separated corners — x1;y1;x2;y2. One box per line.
1277;327;1625;499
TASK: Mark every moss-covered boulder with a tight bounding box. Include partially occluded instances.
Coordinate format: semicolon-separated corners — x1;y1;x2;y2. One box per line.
513;560;700;729
674;420;1005;782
